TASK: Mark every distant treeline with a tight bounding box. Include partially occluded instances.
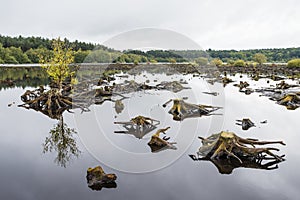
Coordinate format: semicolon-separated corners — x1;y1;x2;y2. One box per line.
207;48;300;63
0;35;118;64
0;35;300;64
0;35;116;51
169;48;300;63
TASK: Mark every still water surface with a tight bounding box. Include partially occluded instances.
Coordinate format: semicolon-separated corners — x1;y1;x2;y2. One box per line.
0;69;299;200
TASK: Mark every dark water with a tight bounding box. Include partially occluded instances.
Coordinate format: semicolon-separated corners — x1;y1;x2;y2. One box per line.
1;69;300;200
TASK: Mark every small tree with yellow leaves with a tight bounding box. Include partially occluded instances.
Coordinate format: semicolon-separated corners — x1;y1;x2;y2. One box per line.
19;38;77;119
40;38;75;92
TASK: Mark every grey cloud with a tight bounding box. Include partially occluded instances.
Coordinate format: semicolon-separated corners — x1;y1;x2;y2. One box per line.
0;0;299;49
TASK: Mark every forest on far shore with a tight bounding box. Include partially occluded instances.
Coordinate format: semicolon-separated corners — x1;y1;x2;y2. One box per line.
1;35;300;65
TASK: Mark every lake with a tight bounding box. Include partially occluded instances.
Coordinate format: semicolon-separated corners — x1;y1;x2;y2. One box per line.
0;64;299;200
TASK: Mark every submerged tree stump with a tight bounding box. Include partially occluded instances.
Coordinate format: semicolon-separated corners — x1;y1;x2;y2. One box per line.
163;98;221;121
191;131;285;163
148;127;177;153
18;86;86;119
86;166;117;191
189;131;286;174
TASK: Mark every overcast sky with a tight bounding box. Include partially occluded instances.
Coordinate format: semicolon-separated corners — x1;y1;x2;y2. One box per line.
0;0;299;50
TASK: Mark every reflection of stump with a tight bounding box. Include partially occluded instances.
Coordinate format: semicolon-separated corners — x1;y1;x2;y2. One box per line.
114;115;160;139
190;155;283;174
114;100;124;114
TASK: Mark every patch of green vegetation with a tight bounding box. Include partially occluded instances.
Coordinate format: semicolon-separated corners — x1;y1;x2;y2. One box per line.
233;59;246;67
287;59;300;68
103;69;121;76
211;58;223;66
1;34;300;64
40;38;76;89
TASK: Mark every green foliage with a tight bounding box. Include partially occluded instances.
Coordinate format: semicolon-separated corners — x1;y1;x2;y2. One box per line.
84;49;113;63
0;34;97;52
116;50;186;63
234;59;246;67
25;47;52;63
1;34;300;64
171;50;208;61
114;53;148;63
211;58;223;66
208;48;300;63
194;57;208;65
8;47;31;63
246;61;257;67
0;43;5;58
169;58;176;63
40;38;75;88
253;53;267;65
225;58;235;65
287;59;300;67
149;59;157;63
0;43;18;64
74;49;90;63
147;50;185;62
0;35;120;64
25;48;39;63
4;55;18;64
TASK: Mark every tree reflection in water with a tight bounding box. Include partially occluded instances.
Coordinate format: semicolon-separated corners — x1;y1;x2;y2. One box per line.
42;115;81;167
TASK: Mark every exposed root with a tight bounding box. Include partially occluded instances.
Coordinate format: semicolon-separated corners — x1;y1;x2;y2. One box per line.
18;87;88;119
148;127;176;153
190;131;286;174
164;98;222;121
196;131;285;162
